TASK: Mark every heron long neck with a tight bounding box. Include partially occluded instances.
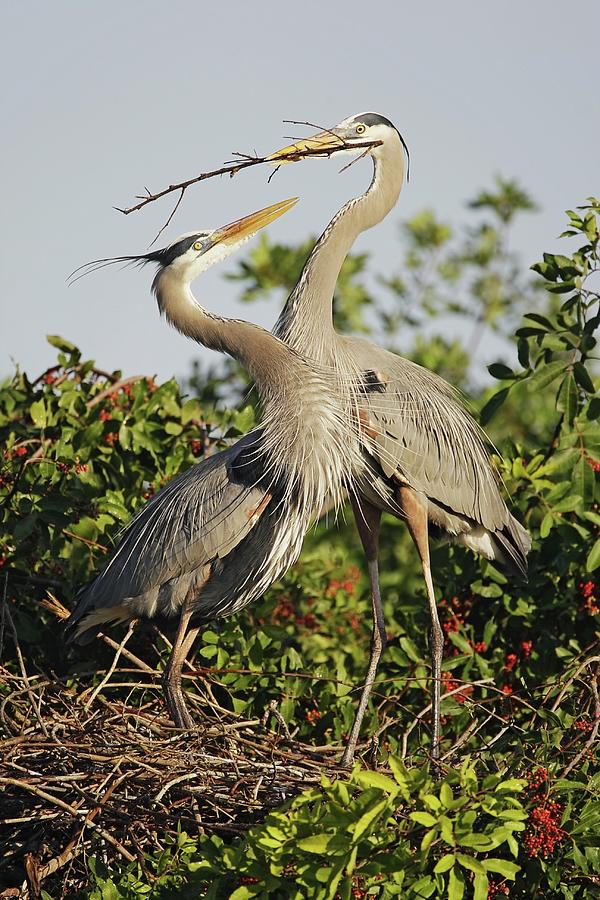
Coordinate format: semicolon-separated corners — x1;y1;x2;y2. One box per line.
274;137;405;358
153;273;359;514
155;273;302;396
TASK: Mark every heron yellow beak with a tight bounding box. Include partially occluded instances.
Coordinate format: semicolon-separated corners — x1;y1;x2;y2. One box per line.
212;197;299;245
266;129;346;164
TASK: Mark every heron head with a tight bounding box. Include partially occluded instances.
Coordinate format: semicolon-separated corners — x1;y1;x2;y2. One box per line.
69;198;299;286
150;197;300;282
267;112;409;178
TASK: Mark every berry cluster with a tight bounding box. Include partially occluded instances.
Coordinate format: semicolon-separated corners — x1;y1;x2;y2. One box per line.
504;640;533;671
326;565;360;598
487;880;509;898
271;594;318;631
523;798;564;858
522;767;564;859
579;580;598;616
573;717;593;732
588;457;600;473
441;669;473;703
343;875;367;898
439;594;488;659
501;639;534;695
2;445;29;460
104;432;119;445
306;708;321;724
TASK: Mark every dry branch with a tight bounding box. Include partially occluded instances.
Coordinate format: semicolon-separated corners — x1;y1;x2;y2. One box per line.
116;136;383;244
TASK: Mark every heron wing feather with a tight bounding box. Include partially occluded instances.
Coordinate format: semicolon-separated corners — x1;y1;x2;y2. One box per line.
68;430;274;628
345;339;509;531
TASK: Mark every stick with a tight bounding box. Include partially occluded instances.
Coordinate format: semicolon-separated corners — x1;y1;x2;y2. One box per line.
0;777;136;862
116;139;382;218
83;621;137;711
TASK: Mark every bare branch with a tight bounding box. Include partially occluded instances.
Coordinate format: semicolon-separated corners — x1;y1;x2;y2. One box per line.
115;139;383;221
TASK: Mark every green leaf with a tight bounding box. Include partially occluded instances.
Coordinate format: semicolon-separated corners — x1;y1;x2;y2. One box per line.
47;334;77;352
587;539;600;572
30;399;47;429
523;312;555;329
353;770;398;794
528;361;566;391
410;876;436;898
410;811;437;827
556;374;578;425
447;865;465;900
517;337;530;369
433;853;455;873
495;778;526;792
352;799;389;842
456;853;486;874
574;361;595;393
547;281;576;293
480;387;510;425
473;874;489;900
181;398;202;424
483;859;520;878
229;888;259;900
573;456;595;506
399;635;421;663
487;363;514;380
296;833;333;853
388;757;411;800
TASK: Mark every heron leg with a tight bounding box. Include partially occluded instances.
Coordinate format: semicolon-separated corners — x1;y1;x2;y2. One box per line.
397;486;443;767
341;495;384;768
162;604;200;729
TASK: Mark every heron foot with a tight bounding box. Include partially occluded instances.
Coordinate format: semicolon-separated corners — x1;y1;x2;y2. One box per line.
162;672;195;729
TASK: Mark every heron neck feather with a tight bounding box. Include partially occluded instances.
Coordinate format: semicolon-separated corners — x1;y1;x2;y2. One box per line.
153;270;361;517
274;137;405;353
154;272;308;391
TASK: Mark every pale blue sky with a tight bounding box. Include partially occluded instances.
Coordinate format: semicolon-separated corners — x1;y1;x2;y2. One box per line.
2;1;598;383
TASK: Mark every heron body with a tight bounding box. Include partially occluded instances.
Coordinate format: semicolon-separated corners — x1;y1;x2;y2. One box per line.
269;114;531;763
68;199;365;728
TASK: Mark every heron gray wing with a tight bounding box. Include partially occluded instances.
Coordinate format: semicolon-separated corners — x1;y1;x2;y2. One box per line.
69;429;274;626
345;338;510;532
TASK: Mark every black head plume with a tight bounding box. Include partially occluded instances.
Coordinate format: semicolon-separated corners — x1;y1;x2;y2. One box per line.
67;233;206;286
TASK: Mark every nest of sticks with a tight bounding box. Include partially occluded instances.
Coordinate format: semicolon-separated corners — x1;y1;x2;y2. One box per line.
0;610;345;898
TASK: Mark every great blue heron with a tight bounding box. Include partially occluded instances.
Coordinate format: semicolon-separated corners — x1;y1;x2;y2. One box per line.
67;198;367;730
267;113;531;765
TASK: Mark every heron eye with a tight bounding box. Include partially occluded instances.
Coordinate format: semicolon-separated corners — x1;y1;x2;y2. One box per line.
193;241;203;251
355;123;366;135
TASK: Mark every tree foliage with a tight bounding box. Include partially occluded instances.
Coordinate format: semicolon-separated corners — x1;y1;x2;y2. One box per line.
1;192;599;898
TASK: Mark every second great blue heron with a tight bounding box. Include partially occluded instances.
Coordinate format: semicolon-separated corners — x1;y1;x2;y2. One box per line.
68;199;367;730
267;113;531;765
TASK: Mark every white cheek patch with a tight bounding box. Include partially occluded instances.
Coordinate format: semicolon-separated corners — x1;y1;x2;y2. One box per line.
173;231;258;281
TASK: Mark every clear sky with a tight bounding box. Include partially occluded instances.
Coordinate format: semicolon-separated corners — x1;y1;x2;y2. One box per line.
2;1;599;384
